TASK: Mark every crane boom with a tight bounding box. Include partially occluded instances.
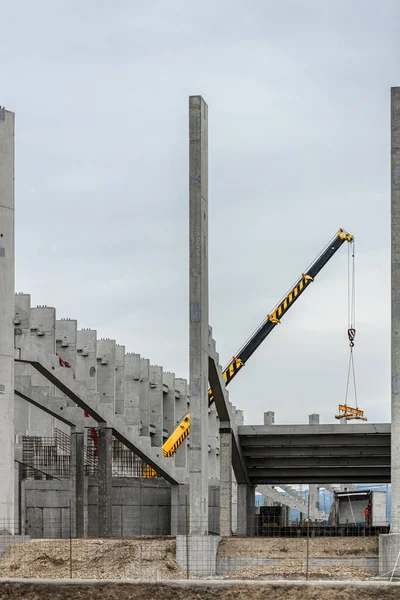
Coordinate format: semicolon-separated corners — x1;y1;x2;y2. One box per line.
148;228;353;468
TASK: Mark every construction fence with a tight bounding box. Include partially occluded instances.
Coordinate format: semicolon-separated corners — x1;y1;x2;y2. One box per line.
0;516;390;581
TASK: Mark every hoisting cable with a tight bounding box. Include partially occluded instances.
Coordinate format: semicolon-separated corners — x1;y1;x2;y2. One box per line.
344;239;358;413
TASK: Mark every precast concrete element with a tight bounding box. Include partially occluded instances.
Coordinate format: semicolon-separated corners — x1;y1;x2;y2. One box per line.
208;330;220;480
163;371;176;441
16;340;185;483
124;353;141;433
115;345;125;415
174;378;189;469
171;483;189;535
149;365;163;447
219;430;232;536
308;413;320;513
380;85;400;575
14;294;32;439
56;319;77;373
98;426;112;538
70;430;87;538
176;534;220;576
14;376;97;430
208;354;248;485
0;107;15;528
208;401;219;479
29;306;56;435
97;339;116;409
264;411;275;425
237;484;256;536
139;358;150;436
189;95;209;534
76;329;97;391
239;423;391;483
392;86;400;534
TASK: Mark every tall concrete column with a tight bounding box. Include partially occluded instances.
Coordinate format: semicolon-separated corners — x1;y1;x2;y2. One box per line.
219;430;232;536
392;86;400;533
98;426;113;538
308;414;320;513
0;108;15;529
379;87;400;575
70;430;87;537
188;95;209;535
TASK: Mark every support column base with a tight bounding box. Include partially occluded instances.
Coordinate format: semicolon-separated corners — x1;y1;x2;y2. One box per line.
176;535;220;576
379;534;400;577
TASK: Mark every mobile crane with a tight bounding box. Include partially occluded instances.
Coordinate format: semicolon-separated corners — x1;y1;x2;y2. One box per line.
143;228;356;476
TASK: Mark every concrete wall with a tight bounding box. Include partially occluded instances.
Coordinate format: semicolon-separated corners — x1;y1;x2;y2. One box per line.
22;478;172;538
22;478;221;538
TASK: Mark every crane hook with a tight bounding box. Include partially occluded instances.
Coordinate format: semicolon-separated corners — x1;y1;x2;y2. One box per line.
348;328;356;348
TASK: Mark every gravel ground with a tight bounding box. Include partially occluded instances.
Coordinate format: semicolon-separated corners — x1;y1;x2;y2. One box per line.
223;561;374;580
217;537;379;558
0;537;379;581
0;583;398;600
0;538;185;580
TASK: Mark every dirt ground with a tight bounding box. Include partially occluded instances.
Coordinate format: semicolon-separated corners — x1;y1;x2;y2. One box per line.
0;583;399;600
0;538;185;580
0;537;379;581
217;536;379;558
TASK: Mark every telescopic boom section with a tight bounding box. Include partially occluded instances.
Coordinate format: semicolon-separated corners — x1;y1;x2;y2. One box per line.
160;228;353;459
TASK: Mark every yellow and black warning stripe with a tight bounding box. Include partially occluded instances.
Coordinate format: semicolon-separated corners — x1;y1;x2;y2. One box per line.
268;274;314;324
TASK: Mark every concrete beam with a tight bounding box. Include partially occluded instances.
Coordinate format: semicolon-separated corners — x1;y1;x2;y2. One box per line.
208;355;249;484
14;377;96;429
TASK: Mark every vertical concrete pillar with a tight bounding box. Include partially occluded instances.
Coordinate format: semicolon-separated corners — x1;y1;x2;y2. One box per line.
56;319;77;372
0;108;15;528
115;345;125;415
264;411;275;425
219;430;232;536
392;86;400;534
14;293;31;441
70;430;87;537
124;353;141;432
55;319;78;434
308;414;320;513
98;426;113;538
97;339;116;410
149;365;163;447
139;358;150;437
163;372;176;441
76;329;97;391
237;484;256;536
379;86;400;575
174;378;189;468
189;95;209;535
29;306;56;436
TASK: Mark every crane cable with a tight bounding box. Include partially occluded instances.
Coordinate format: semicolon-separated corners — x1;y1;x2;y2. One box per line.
344;240;357;409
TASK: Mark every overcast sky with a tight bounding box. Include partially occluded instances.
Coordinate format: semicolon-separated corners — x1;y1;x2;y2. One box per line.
1;1;399;425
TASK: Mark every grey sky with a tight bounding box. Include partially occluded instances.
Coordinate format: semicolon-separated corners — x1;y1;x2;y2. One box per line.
1;0;398;425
